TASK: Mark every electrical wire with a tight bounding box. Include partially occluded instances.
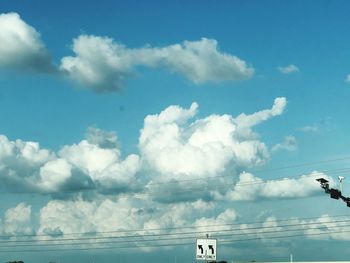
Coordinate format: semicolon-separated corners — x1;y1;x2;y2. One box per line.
0;222;349;249
0;227;348;253
221;228;350;244
147;156;350;185
0;213;349;240
0;216;349;247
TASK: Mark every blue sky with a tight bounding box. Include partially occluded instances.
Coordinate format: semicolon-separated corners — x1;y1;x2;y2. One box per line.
1;1;350;263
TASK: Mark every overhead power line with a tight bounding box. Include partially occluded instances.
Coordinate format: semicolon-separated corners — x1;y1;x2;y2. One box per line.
0;226;349;253
147;156;350;185
1;213;349;240
0;221;349;249
0;215;348;252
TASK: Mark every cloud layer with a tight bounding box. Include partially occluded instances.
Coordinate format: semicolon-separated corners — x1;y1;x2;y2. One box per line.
0;98;343;251
0;99;288;199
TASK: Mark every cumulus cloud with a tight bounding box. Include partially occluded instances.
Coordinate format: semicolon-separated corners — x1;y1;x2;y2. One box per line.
0;12;55;73
140;98;286;183
58;128;141;193
59;137;140;192
38;198;147;236
271;135;297;153
278;64;299;74
194;208;237;231
0;134;54;192
85;127;119;149
0;99;287;203
60;35;254;92
36;195;350;251
0;12;253;91
217;171;334;201
39;158;74;192
5;197;346;252
4;203;33;235
0;128;140;194
0;99;288;204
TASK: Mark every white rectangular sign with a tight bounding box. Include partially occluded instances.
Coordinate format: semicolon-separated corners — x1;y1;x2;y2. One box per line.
196;238;217;261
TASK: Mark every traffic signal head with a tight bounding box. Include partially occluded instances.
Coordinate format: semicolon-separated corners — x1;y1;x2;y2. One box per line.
330;188;341;199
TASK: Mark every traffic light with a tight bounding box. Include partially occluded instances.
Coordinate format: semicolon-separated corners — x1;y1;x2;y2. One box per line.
316;178;350;208
330;188;341;199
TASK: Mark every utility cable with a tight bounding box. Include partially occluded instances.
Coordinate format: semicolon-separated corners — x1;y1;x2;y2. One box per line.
0;228;348;253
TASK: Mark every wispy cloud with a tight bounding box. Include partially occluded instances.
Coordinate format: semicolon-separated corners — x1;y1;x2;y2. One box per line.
278;64;299;74
345;74;350;83
297;125;319;132
271;135;297;153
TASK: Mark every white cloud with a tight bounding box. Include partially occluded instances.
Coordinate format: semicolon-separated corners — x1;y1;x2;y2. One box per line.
85;126;119;149
194;208;237;232
4;203;32;235
36;195;350;251
59;140;121;175
278;64;299;74
218;171;334;201
39;199;130;235
234;97;287;138
0;99;286;202
38;197;216;239
59;139;140;191
240;214;350;242
145;38;254;84
271;135;297;153
0;135;54;192
0;13;253;90
297;125;319;132
0;12;55;73
60;35;254;92
39;159;73;192
0;128;140;194
59;35;131;92
139;98;286;182
304;214;350;241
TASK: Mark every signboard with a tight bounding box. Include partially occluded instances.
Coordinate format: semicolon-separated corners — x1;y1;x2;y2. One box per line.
196;238;217;261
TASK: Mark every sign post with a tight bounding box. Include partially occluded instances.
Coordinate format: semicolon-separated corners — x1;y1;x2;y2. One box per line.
196;238;217;261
